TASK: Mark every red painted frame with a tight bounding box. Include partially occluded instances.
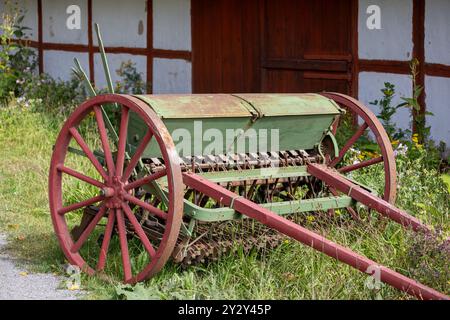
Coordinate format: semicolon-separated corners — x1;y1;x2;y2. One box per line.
182;166;448;300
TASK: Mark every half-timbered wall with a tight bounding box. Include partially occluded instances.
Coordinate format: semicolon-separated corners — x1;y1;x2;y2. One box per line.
358;0;450;146
0;0;192;93
1;0;449;147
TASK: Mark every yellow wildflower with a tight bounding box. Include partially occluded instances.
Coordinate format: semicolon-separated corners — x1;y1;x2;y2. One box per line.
68;284;80;291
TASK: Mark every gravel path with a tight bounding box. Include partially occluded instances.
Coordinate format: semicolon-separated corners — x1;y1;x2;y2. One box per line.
0;234;83;300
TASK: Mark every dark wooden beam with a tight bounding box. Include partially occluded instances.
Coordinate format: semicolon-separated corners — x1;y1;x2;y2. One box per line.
13;39;191;59
146;0;153;92
426;63;450;78
359;59;410;74
350;0;359;98
153;48;191;60
37;0;43;73
412;0;426;133
262;59;348;73
87;0;94;83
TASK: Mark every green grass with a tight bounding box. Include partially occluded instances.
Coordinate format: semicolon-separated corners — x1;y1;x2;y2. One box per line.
442;174;450;193
0;105;448;300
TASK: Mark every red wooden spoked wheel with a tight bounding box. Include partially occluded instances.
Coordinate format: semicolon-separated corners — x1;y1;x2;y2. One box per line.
49;94;183;283
320;92;397;204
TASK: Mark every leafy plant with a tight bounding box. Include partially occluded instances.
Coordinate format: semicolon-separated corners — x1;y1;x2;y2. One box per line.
19;73;86;116
0;1;37;105
368;59;445;169
115;60;147;94
370;82;407;141
397;59;432;145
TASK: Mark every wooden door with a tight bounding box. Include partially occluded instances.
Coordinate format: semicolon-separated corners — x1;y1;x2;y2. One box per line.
192;0;355;95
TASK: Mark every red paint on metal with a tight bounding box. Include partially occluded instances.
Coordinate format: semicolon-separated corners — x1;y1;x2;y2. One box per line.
307;163;432;234
123;130;153;181
124;169;166;191
116;208;132;282
69;127;108;180
330;122;368;167
182;172;448;300
49;94;183;283
321;92;397;204
58;195;104;216
115;106;129;176
122;193;167;220
97;210;115;271
56;164;104;188
71;205;107;253
122;203;156;257
338;156;384;173
94;106;115;176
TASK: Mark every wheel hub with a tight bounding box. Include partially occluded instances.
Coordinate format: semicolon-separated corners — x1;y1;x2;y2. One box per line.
103;176;126;208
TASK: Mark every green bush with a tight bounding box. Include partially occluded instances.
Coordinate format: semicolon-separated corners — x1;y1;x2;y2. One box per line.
0;3;38;105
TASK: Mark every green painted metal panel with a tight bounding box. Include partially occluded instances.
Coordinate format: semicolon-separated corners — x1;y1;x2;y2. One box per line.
128;94;341;158
183;196;354;222
135;94;256;118
249;114;334;153
234;93;341;116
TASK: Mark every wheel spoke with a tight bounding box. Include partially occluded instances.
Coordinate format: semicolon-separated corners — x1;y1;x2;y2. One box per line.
71;205;107;253
124;169;167;191
330;122;368;167
122;204;156;258
97;209;116;271
57;164;104;188
58;195;104;215
94;106;115;176
116;208;132;282
122;130;153;181
339;156;383;173
122;193;167;220
115;106;129;176
69;127;108;181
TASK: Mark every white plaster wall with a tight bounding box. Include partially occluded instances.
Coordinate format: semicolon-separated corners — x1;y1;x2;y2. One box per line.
153;58;191;93
93;53;146;90
358;0;413;61
425;76;450;146
425;0;450;66
42;0;88;44
153;0;191;51
92;0;147;48
43;50;88;81
358;72;413;132
0;0;38;41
